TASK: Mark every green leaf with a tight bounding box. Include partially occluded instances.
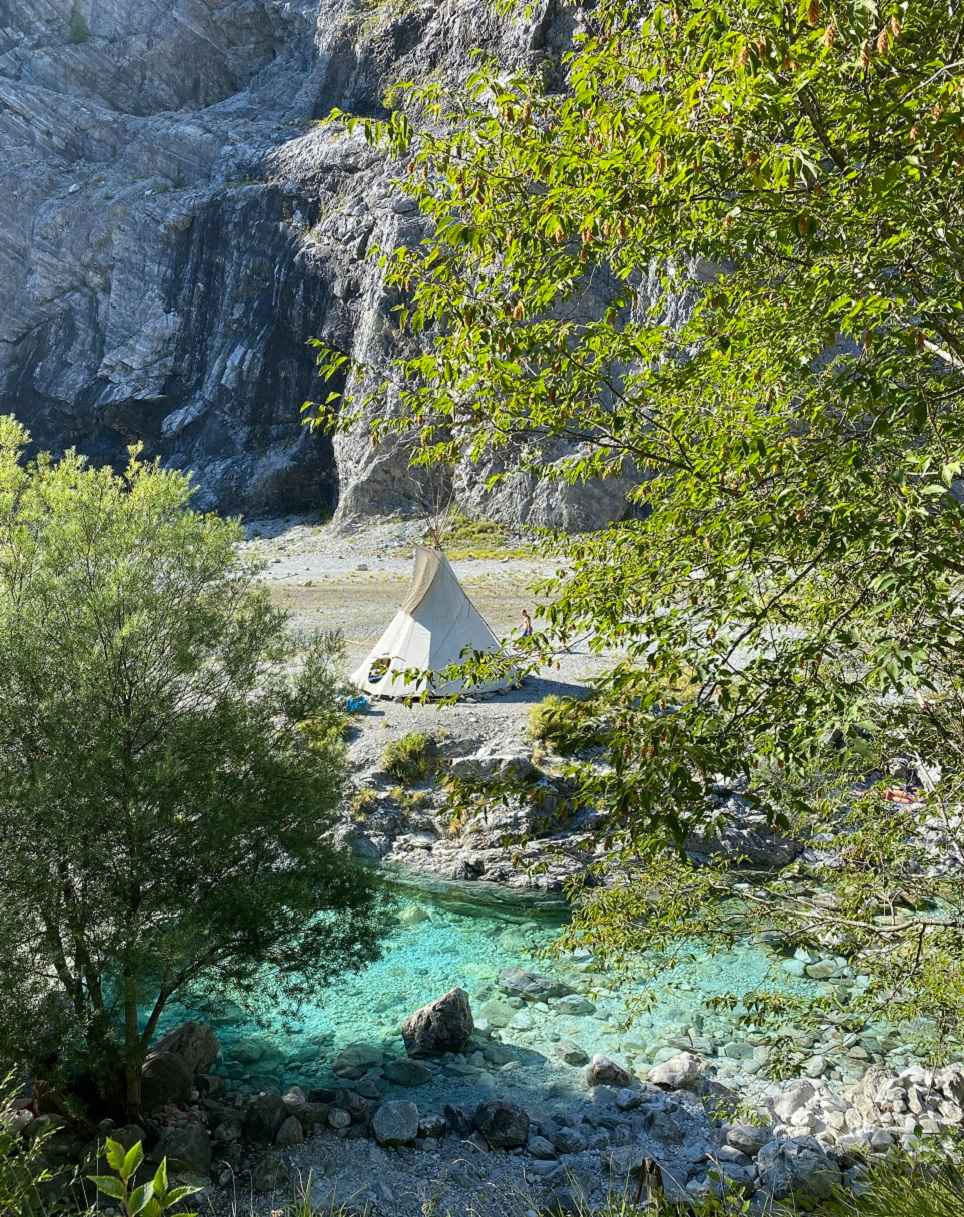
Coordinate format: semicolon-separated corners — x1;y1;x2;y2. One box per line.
122;1141;144;1182
129;1181;156;1215
88;1175;127;1201
104;1139;126;1173
152;1157;168;1197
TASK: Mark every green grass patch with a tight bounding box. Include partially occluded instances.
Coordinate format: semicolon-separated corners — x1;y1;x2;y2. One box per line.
68;3;90;43
528;693;609;755
380;732;435;784
422;511;532;561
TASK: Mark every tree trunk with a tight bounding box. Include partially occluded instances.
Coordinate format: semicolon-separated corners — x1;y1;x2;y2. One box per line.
124;984;144;1120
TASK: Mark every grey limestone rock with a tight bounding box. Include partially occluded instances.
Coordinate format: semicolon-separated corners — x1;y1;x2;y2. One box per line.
372;1100;419;1146
401;987;474;1056
1;0;645;528
473;1099;530;1149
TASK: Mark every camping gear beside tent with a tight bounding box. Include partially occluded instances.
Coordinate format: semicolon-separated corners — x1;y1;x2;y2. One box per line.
351;546;512;699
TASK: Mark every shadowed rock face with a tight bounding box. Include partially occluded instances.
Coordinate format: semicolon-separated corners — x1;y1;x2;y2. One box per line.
0;0;641;523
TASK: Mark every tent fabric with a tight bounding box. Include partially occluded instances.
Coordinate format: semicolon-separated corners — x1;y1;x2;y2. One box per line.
351;546;512;698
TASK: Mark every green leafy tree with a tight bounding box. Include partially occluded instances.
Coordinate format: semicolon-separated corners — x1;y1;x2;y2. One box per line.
308;0;964;1051
0;419;393;1115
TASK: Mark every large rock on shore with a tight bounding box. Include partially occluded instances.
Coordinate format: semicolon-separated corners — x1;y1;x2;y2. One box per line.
473;1100;529;1149
152;1021;220;1075
372;1101;419;1146
402;988;474;1056
141;1052;192;1111
756;1136;842;1209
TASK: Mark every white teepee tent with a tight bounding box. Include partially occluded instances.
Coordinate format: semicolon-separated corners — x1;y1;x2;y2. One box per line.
351;546;512;698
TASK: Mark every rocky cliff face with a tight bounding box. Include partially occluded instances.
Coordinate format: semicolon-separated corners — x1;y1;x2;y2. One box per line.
0;0;636;525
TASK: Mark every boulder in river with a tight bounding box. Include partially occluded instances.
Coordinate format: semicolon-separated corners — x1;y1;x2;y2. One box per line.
402;987;474;1056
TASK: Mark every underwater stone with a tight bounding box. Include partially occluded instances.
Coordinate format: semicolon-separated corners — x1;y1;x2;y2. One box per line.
383;1058;433;1087
498;968;574;1002
479;998;516;1028
552;995;596;1016
233;1039;266;1065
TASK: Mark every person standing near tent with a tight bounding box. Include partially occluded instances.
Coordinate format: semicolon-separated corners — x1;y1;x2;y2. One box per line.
521;609;533;638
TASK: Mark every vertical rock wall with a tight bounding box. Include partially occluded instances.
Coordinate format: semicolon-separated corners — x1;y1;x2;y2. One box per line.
0;0;642;525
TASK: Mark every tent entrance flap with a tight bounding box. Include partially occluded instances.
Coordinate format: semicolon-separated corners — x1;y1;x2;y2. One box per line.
351;546;512;699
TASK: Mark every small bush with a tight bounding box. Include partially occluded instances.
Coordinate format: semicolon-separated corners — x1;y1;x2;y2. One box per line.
68;4;90;43
822;1159;964;1216
0;1094;58;1217
424;511;530;561
527;694;608;754
349;787;379;821
381;732;435;783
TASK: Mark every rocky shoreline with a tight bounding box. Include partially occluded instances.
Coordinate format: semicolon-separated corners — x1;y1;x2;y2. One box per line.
16;993;964;1217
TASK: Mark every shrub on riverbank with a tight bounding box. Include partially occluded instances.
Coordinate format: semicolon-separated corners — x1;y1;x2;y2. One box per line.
0;423;394;1118
382;732;436;783
528;695;607;755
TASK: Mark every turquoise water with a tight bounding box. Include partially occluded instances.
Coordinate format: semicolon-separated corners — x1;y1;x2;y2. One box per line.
152;878;826;1110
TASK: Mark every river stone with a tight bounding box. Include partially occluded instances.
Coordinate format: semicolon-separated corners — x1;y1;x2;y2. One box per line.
479;998;516;1029
243;1094;287;1143
756;1136;842;1208
473;1100;530;1149
648;1052;702;1090
402;988;473;1055
333;1042;382;1076
154;1122;211;1173
328;1108;351;1130
555;1041;589;1066
726;1123;772;1156
373;1101;419;1146
418;1114;448;1139
528;1135;557;1159
586;1055;631;1088
249;1150;289;1194
553;994;596;1016
141;1052;192;1111
498;968;574;1002
233;1039;265;1065
152;1021;220;1075
284;1102;330;1131
275;1116;304;1148
773;1080;816;1123
383;1058;433;1087
553;1127;588;1154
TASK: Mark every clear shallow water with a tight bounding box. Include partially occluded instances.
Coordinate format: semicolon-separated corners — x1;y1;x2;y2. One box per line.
152;878;826;1111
